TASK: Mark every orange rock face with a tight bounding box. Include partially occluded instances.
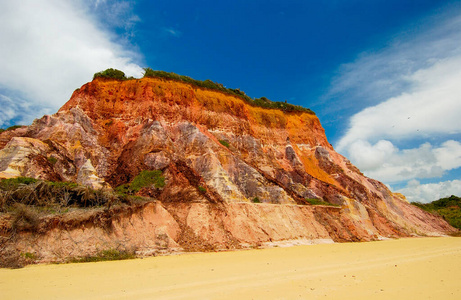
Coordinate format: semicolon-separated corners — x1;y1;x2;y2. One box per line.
0;77;456;263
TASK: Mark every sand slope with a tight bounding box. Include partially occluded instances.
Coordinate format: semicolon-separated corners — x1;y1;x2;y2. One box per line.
1;237;460;299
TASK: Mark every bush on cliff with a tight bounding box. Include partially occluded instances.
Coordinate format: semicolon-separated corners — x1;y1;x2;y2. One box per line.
0;125;24;133
219;140;230;148
115;170;165;195
142;68;315;114
0;177;142;212
93;68;127;80
412;195;461;230
69;249;136;263
305;198;339;207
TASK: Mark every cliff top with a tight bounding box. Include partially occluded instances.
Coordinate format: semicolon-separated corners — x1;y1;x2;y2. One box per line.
93;68;315;115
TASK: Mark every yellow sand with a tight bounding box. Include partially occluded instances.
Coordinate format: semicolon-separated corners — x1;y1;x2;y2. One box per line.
1;237;461;299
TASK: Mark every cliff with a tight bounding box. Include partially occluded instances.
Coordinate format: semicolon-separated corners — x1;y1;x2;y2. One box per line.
0;76;455;265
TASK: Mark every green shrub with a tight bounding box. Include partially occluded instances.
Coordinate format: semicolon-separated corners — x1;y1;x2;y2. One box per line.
70;249;136;263
251;197;261;203
0;178;136;210
0;125;25;133
21;252;38;260
116;170;165;195
412;195;461;229
219;140;230;148
47;156;57;165
305;198;339;206
8;125;23;131
0;177;38;190
197;186;206;193
115;183;131;195
130;170;165;191
47;181;79;189
142;68;315;114
93;68;127;80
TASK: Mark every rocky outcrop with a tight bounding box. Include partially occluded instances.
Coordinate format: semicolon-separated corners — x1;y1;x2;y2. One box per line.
0;76;456;264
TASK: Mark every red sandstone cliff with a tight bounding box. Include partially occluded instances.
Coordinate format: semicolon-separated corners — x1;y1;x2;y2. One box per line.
0;76;455;264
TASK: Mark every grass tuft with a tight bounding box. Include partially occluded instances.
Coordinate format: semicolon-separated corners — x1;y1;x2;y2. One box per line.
69;249;136;263
219;140;230;148
305;198;339;207
412;195;461;230
142;68;315;114
115;170;165;195
251;197;261;203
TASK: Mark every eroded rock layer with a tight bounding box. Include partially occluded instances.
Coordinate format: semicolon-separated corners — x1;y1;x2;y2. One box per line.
0;77;455;263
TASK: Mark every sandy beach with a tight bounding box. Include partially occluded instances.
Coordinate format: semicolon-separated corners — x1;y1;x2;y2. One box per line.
1;237;460;299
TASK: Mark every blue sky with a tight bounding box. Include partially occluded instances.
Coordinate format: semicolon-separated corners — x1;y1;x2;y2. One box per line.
1;0;460;202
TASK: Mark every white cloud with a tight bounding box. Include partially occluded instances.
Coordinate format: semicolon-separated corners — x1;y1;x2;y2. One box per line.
336;55;461;152
330;8;461;197
395;179;461;203
351;140;461;183
348;140;396;171
328;10;461;110
0;94;53;127
0;0;143;126
89;0;141;41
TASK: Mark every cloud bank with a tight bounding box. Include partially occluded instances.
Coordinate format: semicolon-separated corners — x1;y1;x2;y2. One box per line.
349;140;461;184
331;8;461;202
336;56;461;151
396;179;461;203
0;0;143;127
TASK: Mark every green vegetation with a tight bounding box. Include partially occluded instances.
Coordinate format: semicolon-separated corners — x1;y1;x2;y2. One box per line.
0;177;147;213
305;198;339;207
142;68;315;114
115;170;165;195
47;156;57;165
0;177;38;190
21;252;38;260
91;67;315;113
130;170;165;191
412;195;461;230
69;249;136;263
0;125;24;133
197;186;206;194
251;197;261;203
219;140;230;148
6;125;23;131
0;173;169;233
93;68;128;80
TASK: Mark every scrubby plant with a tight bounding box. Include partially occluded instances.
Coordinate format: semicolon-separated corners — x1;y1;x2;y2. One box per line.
305;198;339;206
116;170;165;196
142;68;315;114
21;252;38;260
93;68;127;80
412;195;461;230
219;140;230;148
69;249;136;263
0;177;140;211
0;125;24;133
0;177;38;190
251;197;261;203
11;203;40;232
47;156;57;165
130;170;165;191
7;125;23;131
